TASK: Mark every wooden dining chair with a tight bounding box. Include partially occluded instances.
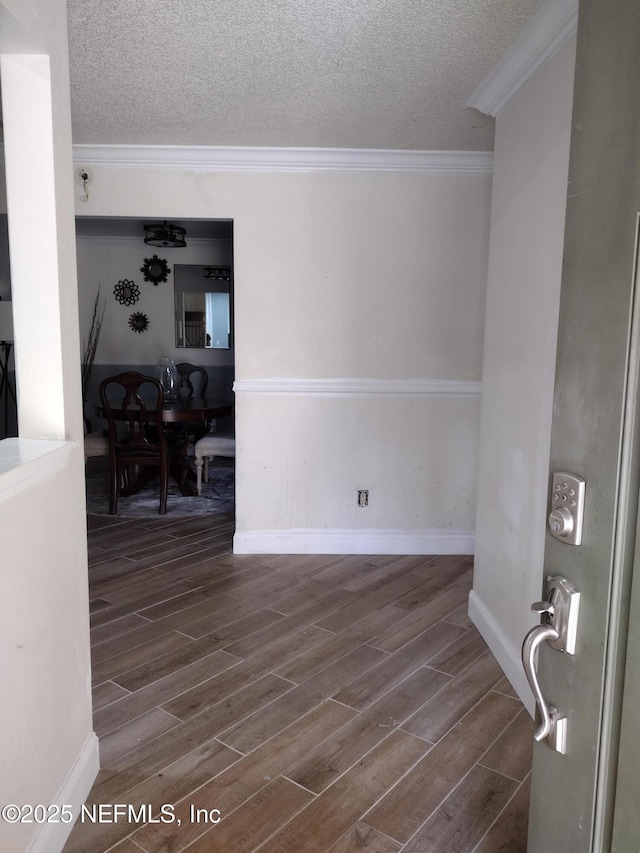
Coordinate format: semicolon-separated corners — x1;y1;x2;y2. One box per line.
175;363;213;448
99;371;180;514
176;363;208;398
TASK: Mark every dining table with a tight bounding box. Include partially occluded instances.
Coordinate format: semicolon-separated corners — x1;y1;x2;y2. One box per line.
154;396;232;422
95;395;233;497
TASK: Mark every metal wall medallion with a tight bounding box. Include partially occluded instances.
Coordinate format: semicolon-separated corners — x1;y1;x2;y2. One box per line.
140;255;171;285
113;279;140;306
128;312;149;333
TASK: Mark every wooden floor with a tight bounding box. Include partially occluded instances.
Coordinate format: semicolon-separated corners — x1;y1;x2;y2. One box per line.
64;510;533;853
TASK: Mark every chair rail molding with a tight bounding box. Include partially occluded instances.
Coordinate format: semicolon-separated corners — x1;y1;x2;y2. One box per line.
233;378;482;396
64;144;493;176
467;0;579;117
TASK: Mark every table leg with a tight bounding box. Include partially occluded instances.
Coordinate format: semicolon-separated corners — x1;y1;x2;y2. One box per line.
170;426;198;496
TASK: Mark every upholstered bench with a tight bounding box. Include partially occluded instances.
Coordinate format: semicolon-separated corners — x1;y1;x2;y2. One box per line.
194;435;236;495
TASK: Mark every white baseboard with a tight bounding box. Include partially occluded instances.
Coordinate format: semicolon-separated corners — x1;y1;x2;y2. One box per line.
233;528;475;556
29;732;99;853
468;590;534;715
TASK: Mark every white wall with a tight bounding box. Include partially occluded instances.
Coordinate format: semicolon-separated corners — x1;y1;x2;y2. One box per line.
0;1;97;850
0;444;96;853
470;35;577;707
75;165;491;553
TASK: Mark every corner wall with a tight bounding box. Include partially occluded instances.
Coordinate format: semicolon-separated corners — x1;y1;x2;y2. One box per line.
470;36;576;706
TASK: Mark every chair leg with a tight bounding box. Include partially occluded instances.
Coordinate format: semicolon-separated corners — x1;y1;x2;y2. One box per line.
159;458;169;515
204;455;210;483
109;461;119;515
195;456;204;495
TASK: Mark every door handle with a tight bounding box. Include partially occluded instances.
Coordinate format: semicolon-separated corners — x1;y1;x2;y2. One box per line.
522;621;565;746
521;575;580;754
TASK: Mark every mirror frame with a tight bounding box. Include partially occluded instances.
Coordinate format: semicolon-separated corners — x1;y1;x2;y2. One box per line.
174;263;233;350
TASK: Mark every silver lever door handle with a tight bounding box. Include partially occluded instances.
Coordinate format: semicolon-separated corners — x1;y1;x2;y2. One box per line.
521;576;579;754
522;622;560;741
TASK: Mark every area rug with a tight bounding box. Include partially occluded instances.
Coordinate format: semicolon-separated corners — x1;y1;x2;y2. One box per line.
85;457;235;518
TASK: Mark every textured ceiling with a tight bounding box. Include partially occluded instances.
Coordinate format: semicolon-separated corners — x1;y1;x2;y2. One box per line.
67;0;541;151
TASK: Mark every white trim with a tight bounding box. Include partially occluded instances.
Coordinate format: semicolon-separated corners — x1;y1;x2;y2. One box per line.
28;732;100;853
0;438;76;501
70;145;493;176
467;0;579;117
233;378;482;397
234;528;475;556
468;589;534;715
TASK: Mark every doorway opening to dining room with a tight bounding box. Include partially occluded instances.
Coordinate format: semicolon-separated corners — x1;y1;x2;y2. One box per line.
76;215;236;520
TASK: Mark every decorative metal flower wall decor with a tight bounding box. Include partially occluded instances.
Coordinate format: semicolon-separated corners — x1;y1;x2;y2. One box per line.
140;255;171;285
128;312;149;333
113;279;140;306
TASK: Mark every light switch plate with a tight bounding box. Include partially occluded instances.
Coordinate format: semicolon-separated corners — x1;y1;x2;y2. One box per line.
549;472;586;545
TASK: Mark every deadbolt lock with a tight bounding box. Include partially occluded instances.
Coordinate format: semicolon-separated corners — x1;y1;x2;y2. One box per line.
549;506;573;537
548;472;585;545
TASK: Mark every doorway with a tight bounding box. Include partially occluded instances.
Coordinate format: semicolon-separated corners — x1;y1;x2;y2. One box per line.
74;215;235;433
76;215;236;517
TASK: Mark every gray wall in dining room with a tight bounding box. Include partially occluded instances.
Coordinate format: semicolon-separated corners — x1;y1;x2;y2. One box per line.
75;224;234;370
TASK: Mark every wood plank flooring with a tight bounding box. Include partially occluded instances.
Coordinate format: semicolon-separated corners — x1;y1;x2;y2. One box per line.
64;511;533;853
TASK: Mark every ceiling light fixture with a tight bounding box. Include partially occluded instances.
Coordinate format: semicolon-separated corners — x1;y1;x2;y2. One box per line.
143;221;187;248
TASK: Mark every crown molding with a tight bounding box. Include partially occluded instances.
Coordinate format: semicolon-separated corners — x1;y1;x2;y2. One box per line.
467;0;578;117
234;378;481;396
71;145;493;176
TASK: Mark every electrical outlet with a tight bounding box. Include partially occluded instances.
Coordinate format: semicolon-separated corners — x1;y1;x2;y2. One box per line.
357;489;369;507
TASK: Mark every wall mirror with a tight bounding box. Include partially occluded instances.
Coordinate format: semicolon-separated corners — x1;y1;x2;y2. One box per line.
175;264;232;349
